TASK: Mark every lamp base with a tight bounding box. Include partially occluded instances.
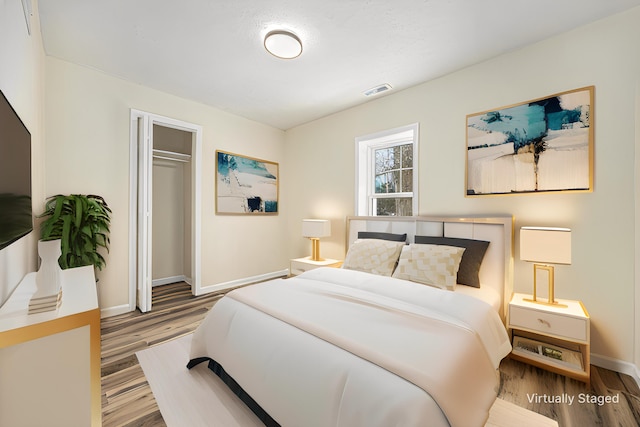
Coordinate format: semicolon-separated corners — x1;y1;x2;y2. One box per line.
527;263;568;308
309;238;324;262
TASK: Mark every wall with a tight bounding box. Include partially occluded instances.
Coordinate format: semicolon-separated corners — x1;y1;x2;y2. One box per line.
152;125;191;284
45;57;288;312
0;0;45;305
635;83;640;376
152;158;186;282
285;8;640;367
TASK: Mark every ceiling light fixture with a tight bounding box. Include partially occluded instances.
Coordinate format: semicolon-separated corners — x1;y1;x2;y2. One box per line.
264;30;303;59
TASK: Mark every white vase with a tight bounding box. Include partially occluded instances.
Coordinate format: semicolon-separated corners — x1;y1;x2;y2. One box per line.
34;239;63;299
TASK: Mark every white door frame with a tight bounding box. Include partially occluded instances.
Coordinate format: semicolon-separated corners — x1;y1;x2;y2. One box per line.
129;109;202;312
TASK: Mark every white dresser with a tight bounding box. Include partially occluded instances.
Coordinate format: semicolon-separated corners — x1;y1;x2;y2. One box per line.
0;265;101;427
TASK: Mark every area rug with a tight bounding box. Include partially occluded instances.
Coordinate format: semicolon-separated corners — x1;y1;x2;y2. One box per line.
136;334;558;427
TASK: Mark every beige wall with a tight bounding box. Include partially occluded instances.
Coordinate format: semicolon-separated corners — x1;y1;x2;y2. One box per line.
44;57;288;310
0;0;45;305
152;158;186;281
635;84;640;374
285;8;640;365
151;125;192;283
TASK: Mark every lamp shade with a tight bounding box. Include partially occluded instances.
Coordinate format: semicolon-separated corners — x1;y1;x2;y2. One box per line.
520;227;571;264
302;219;331;238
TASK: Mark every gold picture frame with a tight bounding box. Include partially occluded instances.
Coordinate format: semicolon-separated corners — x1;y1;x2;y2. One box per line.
215;150;279;215
466;86;594;196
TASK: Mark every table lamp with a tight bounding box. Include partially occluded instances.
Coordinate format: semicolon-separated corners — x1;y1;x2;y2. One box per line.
520;226;571;307
302;219;331;261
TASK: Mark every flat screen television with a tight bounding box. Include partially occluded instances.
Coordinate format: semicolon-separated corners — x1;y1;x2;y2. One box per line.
0;89;32;250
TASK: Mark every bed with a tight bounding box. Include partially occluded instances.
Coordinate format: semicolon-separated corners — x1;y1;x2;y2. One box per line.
345;215;513;322
188;215;514;427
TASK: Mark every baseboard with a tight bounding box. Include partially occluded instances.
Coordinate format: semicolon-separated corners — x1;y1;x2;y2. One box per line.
152;275;188;287
101;303;131;318
591;353;640;388
195;269;289;296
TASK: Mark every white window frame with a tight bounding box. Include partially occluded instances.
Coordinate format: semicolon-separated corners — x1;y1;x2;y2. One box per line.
355;123;419;216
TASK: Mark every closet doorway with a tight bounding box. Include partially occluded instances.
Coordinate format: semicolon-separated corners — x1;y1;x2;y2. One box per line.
129;110;202;313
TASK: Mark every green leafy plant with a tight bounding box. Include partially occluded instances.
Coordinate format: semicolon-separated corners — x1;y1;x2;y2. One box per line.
38;194;111;270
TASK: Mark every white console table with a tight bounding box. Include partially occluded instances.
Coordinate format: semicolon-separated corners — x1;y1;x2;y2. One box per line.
0;265;101;427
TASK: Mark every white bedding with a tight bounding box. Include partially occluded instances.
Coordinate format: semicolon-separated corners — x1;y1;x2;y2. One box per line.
189;268;511;427
454;282;501;312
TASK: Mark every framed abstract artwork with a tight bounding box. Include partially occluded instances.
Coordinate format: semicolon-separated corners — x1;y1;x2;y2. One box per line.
216;150;279;214
466;86;594;196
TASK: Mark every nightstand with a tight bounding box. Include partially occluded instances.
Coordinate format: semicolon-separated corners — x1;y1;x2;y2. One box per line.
289;257;342;276
508;293;590;385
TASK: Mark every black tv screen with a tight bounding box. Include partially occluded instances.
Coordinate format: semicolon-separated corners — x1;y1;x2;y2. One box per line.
0;90;32;250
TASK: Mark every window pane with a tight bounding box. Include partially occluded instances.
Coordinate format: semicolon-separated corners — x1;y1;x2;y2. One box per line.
401;144;413;168
375;197;413;216
375;198;396;216
401;169;413;192
375;147;400;174
375;171;399;193
396;198;412;216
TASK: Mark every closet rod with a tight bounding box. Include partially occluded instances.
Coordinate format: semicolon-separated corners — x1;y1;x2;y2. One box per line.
153;154;190;163
152;148;191;163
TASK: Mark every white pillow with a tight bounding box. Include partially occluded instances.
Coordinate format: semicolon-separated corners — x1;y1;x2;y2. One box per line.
392;244;465;290
342;239;405;277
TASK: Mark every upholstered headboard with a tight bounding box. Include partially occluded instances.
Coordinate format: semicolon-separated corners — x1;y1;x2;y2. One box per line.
346;215;514;321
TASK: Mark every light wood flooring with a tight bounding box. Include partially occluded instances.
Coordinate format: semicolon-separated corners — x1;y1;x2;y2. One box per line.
101;282;227;426
101;282;640;427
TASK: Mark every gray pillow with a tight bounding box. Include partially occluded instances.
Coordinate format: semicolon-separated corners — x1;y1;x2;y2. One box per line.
414;236;489;288
358;232;407;242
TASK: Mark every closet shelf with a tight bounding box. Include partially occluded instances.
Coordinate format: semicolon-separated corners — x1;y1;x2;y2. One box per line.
153;149;191;163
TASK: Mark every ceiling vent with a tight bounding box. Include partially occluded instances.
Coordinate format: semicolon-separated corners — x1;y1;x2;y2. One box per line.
363;84;392;97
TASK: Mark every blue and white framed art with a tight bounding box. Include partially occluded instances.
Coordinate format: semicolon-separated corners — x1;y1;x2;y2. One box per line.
216;150;279;214
466;86;594;196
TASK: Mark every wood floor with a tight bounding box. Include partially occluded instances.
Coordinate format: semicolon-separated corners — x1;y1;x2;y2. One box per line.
100;282;640;427
101;282;227;426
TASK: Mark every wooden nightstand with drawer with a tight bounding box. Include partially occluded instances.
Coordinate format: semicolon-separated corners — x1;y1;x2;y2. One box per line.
508;293;590;385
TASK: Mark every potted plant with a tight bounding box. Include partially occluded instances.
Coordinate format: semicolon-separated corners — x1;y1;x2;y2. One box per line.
38;194;111;271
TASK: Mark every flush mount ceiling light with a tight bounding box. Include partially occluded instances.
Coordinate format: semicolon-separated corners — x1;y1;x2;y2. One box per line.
264;30;303;59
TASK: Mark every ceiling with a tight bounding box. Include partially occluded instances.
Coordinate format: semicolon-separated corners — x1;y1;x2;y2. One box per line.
38;0;640;130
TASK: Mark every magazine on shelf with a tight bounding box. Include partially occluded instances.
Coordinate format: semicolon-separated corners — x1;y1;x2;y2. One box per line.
512;335;584;372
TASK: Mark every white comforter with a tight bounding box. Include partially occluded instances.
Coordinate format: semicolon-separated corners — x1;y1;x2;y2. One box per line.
190;268;511;427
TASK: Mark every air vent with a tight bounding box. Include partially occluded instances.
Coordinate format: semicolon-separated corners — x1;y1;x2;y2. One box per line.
363;84;392;97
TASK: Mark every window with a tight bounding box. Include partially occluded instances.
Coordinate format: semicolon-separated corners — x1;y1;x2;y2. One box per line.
356;123;418;216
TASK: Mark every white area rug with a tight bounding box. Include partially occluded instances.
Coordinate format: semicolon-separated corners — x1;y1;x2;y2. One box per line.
136;334;557;427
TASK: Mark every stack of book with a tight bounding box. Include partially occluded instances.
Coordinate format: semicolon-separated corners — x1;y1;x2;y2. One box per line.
28;289;63;314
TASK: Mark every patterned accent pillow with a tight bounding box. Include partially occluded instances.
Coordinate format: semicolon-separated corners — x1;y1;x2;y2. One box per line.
414;236;489;288
392;244;466;290
342;239;405;276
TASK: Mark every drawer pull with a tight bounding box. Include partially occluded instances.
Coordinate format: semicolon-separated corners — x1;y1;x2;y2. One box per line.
537;318;551;328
